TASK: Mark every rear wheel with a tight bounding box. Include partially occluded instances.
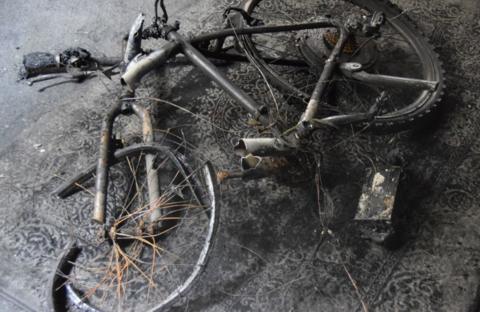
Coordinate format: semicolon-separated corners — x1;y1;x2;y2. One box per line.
236;0;445;131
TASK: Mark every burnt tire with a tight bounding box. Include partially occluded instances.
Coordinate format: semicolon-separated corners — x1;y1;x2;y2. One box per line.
240;0;445;132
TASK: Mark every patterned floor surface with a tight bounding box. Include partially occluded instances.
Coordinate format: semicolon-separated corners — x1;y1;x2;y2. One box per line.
1;0;480;311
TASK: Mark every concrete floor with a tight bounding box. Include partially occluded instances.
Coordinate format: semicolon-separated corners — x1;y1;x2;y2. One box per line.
0;0;217;150
1;0;480;311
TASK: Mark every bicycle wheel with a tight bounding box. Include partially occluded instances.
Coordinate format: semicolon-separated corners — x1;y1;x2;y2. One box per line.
235;0;445;131
49;143;219;312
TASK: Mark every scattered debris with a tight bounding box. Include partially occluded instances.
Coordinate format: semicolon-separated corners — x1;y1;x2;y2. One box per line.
356;166;401;221
33;143;46;153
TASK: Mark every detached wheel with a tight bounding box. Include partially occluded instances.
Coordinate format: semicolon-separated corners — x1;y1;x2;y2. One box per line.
49;143;219;312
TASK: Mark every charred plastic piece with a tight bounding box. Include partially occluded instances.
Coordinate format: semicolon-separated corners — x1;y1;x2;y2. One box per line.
356;166;401;221
355;166;401;243
20;47;121;80
20;52;59;79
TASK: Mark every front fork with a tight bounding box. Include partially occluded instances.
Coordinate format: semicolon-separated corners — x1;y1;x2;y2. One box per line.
92;14;165;231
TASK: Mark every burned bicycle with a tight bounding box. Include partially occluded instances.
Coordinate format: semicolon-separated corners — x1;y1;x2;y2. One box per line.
21;0;445;311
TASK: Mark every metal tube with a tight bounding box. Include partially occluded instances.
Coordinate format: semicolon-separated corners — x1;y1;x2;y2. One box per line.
124;13;145;64
349;71;438;91
313;112;375;128
92;97;125;224
297;25;350;137
121;42;180;91
93;56;122;66
131;103;162;224
190;20;336;45
196;49;308;67
167;31;268;121
234;137;295;157
91;14;146;224
55;143;179;198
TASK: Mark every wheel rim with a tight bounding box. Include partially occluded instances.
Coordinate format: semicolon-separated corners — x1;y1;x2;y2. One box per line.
239;0;444;128
51;144;219;312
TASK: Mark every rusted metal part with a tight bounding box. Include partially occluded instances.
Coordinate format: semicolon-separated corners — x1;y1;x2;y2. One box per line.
233;137;296;157
241;154;289;172
190;19;341;45
355;166;402;221
195;49;307;67
130;103;162;225
124;13;145;65
121;42;180;91
55;143;180;199
92;95;129;224
91;16;147;224
124;14;163;225
312;91;388;128
297;24;350;137
340;62;438;91
216;170;239;183
350;70;438;91
217;154;290;181
50;148;219;312
296;27;378;70
167;30;269;124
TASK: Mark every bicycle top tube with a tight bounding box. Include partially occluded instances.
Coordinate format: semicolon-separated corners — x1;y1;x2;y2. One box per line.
121;18;341;92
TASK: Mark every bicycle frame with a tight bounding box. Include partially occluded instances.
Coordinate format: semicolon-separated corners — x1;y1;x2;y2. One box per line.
48;3;444;310
57;8;437;226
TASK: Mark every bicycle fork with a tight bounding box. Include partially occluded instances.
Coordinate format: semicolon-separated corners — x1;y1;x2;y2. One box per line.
91;95;163;228
92;14;163;227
